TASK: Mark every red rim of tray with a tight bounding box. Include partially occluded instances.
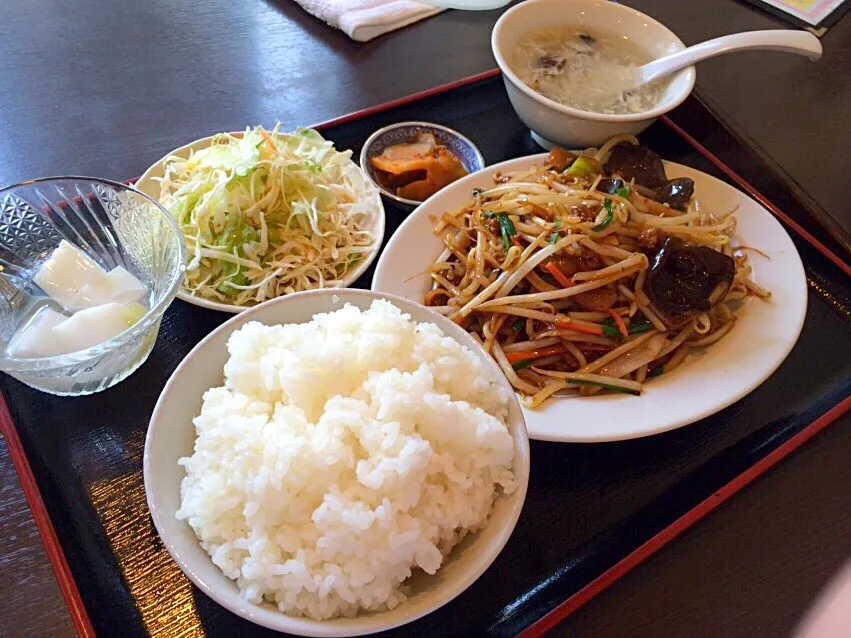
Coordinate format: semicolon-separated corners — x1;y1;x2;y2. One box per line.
4;68;850;638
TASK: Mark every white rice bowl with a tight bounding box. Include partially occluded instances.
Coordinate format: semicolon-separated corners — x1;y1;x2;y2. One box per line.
175;300;518;621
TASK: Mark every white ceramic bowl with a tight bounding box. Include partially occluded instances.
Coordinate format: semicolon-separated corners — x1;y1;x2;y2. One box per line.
491;0;696;148
135;132;385;314
144;288;530;636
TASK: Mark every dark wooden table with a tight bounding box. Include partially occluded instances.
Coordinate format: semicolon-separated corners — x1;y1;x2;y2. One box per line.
0;1;849;636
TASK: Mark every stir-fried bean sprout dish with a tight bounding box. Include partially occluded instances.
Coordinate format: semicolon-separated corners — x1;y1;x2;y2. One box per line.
424;134;772;407
155;125;378;306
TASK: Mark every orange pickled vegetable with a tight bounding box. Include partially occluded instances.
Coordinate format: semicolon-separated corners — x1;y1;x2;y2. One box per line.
370;133;468;201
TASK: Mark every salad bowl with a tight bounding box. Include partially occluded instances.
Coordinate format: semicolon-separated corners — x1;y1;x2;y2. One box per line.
135;128;385;314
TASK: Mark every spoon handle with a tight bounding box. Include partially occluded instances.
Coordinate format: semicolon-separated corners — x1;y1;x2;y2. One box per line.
639;30;823;86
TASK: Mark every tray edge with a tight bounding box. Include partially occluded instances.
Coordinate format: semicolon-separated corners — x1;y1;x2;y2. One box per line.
0;394;96;638
5;67;851;638
519;394;851;637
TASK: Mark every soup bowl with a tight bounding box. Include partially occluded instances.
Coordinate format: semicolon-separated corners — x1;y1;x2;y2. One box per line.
491;0;695;148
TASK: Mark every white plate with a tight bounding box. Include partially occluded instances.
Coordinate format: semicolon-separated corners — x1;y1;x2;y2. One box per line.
135;132;385;313
371;154;808;442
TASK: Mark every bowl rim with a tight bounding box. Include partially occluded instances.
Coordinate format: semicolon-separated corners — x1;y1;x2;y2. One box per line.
0;175;186;371
134;129;386;314
491;0;697;123
143;287;530;636
359;121;485;207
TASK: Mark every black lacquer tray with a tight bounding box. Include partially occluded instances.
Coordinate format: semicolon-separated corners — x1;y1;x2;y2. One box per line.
3;72;850;638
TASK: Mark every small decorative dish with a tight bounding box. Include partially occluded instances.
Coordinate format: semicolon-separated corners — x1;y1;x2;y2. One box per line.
359;122;485;208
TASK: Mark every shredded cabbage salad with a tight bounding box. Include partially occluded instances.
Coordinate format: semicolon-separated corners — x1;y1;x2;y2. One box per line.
155;125;379;306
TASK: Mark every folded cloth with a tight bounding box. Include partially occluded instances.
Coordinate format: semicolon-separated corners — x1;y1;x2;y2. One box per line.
294;0;443;42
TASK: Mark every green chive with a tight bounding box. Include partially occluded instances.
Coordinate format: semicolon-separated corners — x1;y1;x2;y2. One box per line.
512;318;524;332
565;156;597;178
495;213;517;252
497;213;517;236
592;199;615;232
568;379;641;395
512;360;534;370
601;325;621;339
500;226;511;251
628;320;653;335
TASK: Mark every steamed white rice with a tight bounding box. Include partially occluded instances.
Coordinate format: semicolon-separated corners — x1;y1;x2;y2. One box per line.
176;300;516;620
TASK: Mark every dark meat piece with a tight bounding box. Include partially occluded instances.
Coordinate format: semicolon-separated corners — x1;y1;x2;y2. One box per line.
603;142;668;190
576;344;610;365
571;202;600;222
654;178;695;211
578;249;602;271
540;255;580;278
539;248;602;282
579;33;596;45
596;178;625;195
638;228;662;251
646;237;735;317
540;247;602;277
573;287;618;311
550;355;581;372
512;280;530;295
546;147;578;172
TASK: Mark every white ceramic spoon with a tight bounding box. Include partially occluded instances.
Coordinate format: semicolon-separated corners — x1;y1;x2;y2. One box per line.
625;30;822;92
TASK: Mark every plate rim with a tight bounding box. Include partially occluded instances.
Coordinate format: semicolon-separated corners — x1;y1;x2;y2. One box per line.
371;153;808;442
134;131;386;314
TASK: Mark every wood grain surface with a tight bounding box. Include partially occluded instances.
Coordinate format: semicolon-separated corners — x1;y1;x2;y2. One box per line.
552;414;851;638
0;0;849;636
627;0;851;251
0;439;75;638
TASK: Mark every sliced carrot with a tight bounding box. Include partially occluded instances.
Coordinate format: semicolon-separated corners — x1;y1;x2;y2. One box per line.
504;344;565;364
608;308;629;338
554;319;604;336
259;128;278;153
544;262;574;289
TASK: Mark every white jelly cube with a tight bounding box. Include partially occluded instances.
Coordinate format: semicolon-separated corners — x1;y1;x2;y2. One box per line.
52;302;131;352
103;266;146;303
33;240;110;310
7;306;70;358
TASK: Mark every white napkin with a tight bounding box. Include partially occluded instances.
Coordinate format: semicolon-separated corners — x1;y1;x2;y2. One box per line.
294;0;443;42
